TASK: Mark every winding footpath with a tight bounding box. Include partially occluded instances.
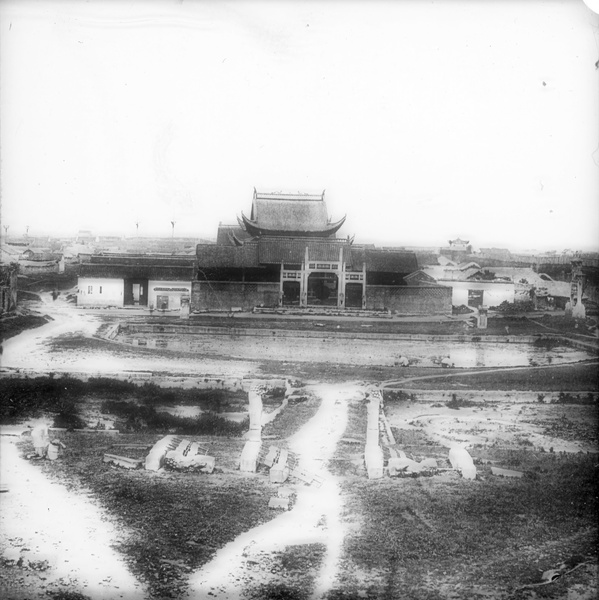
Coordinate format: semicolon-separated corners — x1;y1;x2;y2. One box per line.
184;383;358;599
0;438;147;600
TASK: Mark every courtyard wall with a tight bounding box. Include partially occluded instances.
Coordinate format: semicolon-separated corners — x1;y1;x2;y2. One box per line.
365;285;451;315
192;281;279;311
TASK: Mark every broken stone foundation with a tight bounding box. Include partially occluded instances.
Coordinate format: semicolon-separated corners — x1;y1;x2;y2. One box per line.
239;440;262;472
364;391;384;479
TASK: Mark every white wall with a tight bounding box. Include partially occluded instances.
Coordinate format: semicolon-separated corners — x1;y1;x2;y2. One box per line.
77;277;124;307
443;281;515;307
148;280;191;311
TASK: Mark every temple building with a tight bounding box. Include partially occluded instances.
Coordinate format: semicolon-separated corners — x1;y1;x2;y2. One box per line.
193;189;450;314
75;189;451;315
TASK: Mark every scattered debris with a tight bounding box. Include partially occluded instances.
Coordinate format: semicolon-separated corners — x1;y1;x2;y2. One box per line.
269;447;290;484
164;440;215;473
388;453;438;477
103;453;143;469
145;435;182;471
517;556;592;589
145;435;215;473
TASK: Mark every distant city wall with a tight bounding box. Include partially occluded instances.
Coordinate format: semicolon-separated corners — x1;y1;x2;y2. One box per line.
365;285;451;315
192;281;279;311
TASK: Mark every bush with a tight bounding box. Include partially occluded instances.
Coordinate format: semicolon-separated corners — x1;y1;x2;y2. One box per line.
100;399;248;436
446;394;477;410
491;300;536;314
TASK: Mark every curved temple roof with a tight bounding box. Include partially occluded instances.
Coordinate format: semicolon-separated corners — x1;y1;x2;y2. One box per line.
239;189;346;238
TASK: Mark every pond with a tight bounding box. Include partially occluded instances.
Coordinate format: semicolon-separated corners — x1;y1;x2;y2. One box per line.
120;333;594;369
154;405;248;422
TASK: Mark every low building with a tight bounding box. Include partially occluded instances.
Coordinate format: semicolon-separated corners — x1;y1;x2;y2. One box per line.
78;254;196;309
406;265;515;308
406;263;574;309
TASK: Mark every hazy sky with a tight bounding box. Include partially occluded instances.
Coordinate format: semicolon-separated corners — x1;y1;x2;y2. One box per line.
1;0;598;252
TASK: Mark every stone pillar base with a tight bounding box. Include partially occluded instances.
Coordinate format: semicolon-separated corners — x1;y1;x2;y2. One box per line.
239;440;262;472
365;443;384;479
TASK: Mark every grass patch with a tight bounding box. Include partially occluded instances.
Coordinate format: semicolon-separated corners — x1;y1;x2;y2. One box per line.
0;313;49;342
393;362;599;391
21;432;275;599
329;397;367;477
101;399;248;436
383;390;418;403
261;392;321;440
445;394;477;410
246;544;327;600
0;376;253;436
338;452;598;598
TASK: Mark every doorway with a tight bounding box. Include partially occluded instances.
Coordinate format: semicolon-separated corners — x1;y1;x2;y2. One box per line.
307;272;338;306
124;279;148;306
345;283;363;308
282;281;301;306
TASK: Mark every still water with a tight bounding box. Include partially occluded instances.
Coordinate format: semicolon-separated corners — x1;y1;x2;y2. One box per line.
123;333;594;369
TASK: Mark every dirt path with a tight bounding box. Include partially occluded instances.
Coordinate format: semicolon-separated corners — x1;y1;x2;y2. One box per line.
379;359;599;389
0;306;258;379
184;383;358;599
0;438;147;600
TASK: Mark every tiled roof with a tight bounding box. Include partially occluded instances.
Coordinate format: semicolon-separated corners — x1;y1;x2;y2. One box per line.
241;189;345;236
352;248;418;274
90;254;196;267
196;244;260;268
257;237;352;265
81;254;196;279
216;224;253;246
80;263;195;280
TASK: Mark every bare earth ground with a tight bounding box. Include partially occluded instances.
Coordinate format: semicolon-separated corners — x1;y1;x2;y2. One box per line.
0;300;597;599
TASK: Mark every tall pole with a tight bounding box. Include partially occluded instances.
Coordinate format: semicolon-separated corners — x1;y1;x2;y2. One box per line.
171;221;175;240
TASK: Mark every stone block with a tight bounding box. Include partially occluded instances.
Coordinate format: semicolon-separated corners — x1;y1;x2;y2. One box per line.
448;446;477;480
364;443;384;479
145;435;180;471
268;496;289;510
388;457;422;476
269;448;289;483
277;486;293;498
270;465;290;484
239;440;262;472
262;445;280;467
103;453;142;469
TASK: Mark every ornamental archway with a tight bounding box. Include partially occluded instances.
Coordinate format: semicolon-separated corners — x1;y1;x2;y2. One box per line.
307;272;339;306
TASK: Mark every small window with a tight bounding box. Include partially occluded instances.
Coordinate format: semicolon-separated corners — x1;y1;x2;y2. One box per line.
87;285;93;294
99;286;103;294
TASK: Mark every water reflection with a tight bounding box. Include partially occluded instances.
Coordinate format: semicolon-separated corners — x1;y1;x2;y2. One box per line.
121;334;592;369
155;405;247;422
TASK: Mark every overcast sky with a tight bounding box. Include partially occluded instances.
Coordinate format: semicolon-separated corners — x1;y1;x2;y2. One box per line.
1;0;598;252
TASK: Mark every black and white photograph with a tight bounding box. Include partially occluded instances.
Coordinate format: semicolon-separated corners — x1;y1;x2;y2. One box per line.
1;0;598;598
